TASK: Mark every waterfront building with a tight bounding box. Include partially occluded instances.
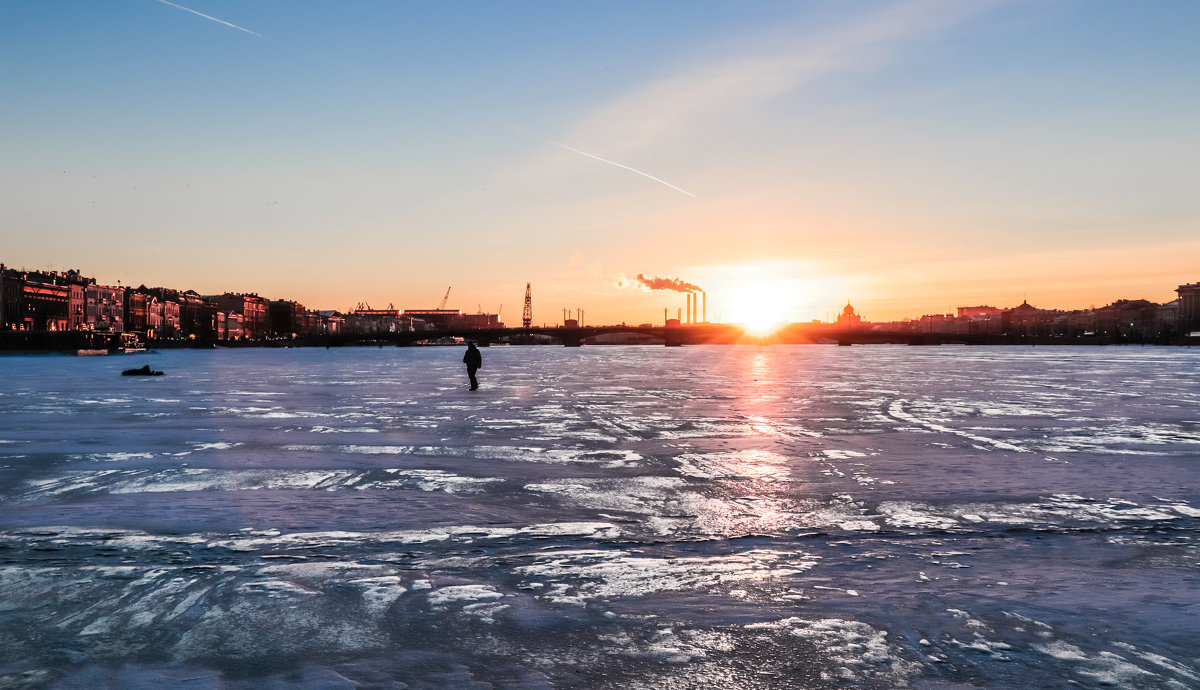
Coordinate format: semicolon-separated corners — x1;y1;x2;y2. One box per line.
1093;299;1161;340
1001;300;1060;337
957;305;1002;318
211;293;269;340
1157;300;1179;337
0;266;21;330
84;284;125;333
835;303;863;329
455;312;503;329
1178;282;1200;336
215;311;243;341
916;313;970;335
347;307;406;335
318;311;345;335
124;291;149;335
68;284;85;331
1061;310;1097;337
160;299;181;338
269;300;314;338
21;277;70;331
144;293;163;338
401;308;462;330
172;290;217;340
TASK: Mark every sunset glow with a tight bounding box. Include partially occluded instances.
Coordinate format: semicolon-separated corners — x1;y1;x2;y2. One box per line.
2;3;1200;683
700;262;840;333
2;1;1197;323
725;280;791;337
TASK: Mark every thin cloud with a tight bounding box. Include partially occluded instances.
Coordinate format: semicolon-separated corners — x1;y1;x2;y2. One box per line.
511;124;695;198
566;0;997;159
151;0;263;37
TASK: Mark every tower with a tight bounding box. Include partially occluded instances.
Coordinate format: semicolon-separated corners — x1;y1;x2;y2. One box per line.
522;283;532;328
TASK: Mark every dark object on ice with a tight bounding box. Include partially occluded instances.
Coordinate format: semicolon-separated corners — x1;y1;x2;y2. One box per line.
463;341;482;390
122;365;163;377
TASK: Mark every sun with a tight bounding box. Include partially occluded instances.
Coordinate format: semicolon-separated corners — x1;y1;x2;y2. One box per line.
700;260;845;336
737;301;788;337
724;280;791;337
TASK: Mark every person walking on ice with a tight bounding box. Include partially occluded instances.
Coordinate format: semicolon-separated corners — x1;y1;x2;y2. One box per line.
463;341;482;390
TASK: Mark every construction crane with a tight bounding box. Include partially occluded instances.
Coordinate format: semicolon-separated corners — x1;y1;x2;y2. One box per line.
522;283;532;328
438;287;451;310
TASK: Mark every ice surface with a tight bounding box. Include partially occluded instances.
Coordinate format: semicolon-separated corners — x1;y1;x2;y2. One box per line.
0;345;1197;688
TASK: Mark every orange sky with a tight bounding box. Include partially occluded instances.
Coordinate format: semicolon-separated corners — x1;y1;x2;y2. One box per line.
3;2;1198;327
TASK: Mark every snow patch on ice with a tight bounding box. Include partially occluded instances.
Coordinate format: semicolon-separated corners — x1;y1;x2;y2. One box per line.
746;617;920;684
888;400;1029;453
18;468;503;498
427;584;508;623
1034;641;1158;685
878;502;960;530
515;549;818;606
674;450;792;481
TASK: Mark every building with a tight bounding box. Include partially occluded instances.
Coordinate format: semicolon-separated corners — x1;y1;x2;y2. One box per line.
916;313;965;334
68;284;86;330
1157;300;1179;337
173;290;217;340
269;299;314;338
1178;282;1200;336
835;303;863;329
159;298;181;338
0;268;94;332
400;308;462;329
125;290;149;336
319;311;345;335
215;311;244;340
84;284;125;333
21;276;70;331
210;293;269;340
957;305;1002;318
347;307;406;334
455;312;503;329
1092;299;1161;340
1001;300;1060;337
956;305;1003;335
0;266;22;330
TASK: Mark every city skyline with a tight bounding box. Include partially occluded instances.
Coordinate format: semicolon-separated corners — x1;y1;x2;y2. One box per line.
3;1;1198;326
5;261;1194;337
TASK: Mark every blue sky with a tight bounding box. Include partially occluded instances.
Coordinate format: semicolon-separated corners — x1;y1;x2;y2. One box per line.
2;1;1198;324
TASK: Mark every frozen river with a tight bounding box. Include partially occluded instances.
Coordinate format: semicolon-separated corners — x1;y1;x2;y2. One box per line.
1;345;1198;688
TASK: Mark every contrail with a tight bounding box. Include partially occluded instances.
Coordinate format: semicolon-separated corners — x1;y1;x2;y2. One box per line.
511;125;695;198
152;0;262;37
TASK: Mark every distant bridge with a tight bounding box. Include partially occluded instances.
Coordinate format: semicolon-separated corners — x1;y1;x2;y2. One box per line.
332;324;741;347
321;324;1002;347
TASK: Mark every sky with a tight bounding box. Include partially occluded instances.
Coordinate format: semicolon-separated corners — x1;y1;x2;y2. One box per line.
2;0;1198;326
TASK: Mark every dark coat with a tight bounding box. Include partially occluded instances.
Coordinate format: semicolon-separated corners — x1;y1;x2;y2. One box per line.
463;347;482;369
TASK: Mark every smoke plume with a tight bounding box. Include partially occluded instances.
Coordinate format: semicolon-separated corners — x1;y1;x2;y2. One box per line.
636;273;702;293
